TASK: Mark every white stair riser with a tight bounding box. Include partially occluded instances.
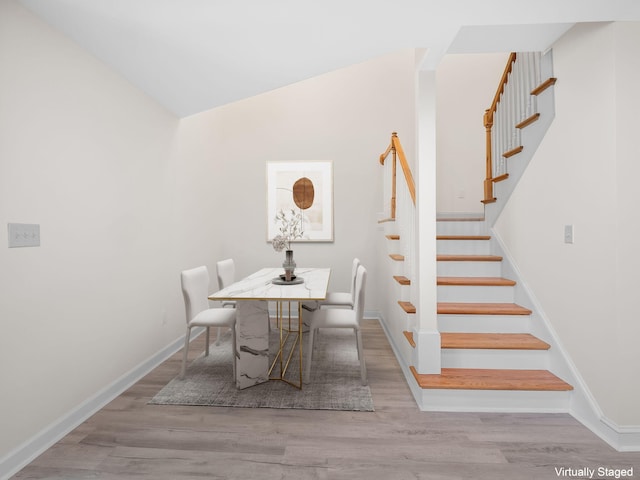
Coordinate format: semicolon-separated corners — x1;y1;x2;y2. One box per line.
392;302;416;332
441;349;549;369
437;261;502;277
386;239;401;255
417;388;571;413
438;314;533;333
437;285;515;303
395;282;411;302
436;220;487;236
437;239;491;255
387;257;406;276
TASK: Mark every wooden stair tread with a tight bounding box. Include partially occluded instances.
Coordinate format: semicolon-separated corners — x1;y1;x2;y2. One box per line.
531;77;557;96
438;302;532;315
503;145;524;158
492;173;509;183
403;331;415;348
516;112;540;129
410;367;573;391
398;301;416;314
437;254;503;262
394;275;411;285
436;235;491;240
389;254;405;261
438;276;516;286
441;333;550;350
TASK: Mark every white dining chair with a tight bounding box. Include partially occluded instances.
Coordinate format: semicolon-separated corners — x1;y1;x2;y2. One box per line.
301;258;361;316
216;258;271;331
180;266;236;379
304;264;367;385
320;257;361;308
216;258;237;342
216;258;236;308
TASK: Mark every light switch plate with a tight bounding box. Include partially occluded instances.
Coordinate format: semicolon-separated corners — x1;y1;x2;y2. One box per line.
564;224;573;244
8;223;40;247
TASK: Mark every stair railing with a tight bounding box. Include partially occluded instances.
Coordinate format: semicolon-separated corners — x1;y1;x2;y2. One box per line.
379;132;417;328
379;131;416;219
483;52;556;204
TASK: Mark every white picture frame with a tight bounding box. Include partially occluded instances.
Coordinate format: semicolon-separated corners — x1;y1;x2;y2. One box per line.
266;161;333;242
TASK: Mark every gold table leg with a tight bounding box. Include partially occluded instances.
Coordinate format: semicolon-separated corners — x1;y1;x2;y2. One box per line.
268;300;303;389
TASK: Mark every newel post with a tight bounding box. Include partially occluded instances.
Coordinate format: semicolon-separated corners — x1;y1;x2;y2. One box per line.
483;109;495;204
390;132;398;219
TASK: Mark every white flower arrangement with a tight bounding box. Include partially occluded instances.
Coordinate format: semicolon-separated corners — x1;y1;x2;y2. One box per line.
272;209;304;252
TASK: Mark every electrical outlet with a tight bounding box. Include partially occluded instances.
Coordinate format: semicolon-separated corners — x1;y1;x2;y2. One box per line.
564;225;573;244
8;223;40;248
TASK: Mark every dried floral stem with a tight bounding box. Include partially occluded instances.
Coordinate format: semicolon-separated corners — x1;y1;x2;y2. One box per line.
272;209;304;252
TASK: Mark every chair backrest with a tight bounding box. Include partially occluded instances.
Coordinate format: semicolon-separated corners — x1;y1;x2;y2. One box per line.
353;265;367;323
216;258;235;289
349;258;361;304
181;266;210;323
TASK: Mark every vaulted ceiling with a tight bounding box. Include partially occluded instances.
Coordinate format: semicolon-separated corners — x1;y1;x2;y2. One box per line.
18;0;640;117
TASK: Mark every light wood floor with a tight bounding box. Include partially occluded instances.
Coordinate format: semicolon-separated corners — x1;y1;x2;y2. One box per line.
13;319;639;479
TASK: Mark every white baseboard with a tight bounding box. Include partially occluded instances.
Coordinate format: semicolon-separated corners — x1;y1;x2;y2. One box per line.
571;410;640;453
0;328;203;480
599;418;640;452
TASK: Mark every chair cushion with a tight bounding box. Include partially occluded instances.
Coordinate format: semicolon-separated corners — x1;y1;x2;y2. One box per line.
319;291;352;306
309;308;358;330
189;307;236;328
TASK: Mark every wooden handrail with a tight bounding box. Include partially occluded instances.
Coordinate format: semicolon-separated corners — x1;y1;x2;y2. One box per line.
392;134;416;205
485;52;516;127
379;132;416;219
483;52;516;204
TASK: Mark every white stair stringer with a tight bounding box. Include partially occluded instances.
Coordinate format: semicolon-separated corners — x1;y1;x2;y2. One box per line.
378;219;415;369
484;50;556;228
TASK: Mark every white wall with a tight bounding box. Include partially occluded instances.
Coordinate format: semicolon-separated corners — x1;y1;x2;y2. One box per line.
613;22;640;426
0;0;418;466
495;22;640;426
0;0;184;461
175;51;418;310
436;53;510;214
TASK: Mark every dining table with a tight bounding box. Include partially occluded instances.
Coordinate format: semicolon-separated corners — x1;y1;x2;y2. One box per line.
208;267;331;389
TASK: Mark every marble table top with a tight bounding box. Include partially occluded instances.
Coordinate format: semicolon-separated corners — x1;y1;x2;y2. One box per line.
209;267;331;301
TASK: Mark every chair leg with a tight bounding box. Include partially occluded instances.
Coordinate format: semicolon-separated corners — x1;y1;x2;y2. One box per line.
304;326;316;383
355;328;367;385
215;326;222;345
205;327;210;356
180;326;191;379
231;323;237;380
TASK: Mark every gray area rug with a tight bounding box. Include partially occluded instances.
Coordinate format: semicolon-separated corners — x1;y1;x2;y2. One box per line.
150;328;374;411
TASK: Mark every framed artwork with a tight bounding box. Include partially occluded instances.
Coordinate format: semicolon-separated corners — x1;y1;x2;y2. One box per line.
266;161;333;242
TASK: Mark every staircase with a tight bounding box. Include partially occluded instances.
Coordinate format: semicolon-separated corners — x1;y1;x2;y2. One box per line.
406;217;573;411
377;49;573;412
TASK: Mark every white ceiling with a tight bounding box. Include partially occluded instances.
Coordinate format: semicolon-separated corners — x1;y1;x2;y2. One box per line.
18;0;640;117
